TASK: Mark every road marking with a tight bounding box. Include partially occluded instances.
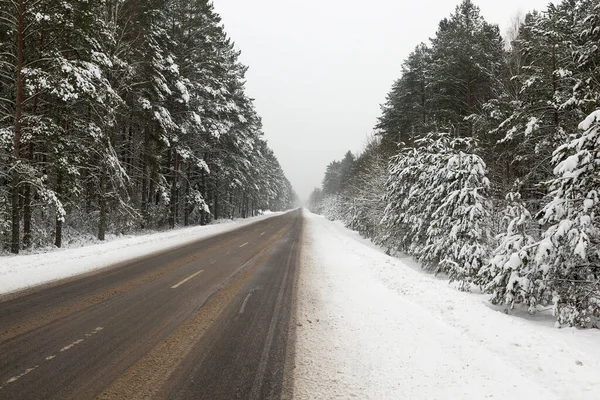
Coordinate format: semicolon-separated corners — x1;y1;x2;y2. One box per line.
171;270;204;289
239;287;261;315
60;338;84;352
1;326;103;390
239;242;249;248
85;326;103;337
210;260;216;265
239;292;253;315
5;366;39;385
260;231;265;236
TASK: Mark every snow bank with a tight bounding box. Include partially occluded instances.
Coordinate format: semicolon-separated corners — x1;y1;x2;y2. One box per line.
295;210;600;399
0;213;283;296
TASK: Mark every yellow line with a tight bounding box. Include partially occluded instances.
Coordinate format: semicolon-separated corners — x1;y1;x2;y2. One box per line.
171;270;204;289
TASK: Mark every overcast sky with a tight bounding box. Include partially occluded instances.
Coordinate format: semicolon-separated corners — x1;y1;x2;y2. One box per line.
212;0;552;201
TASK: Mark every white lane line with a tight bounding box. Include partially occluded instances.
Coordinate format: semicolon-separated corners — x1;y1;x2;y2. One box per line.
5;366;39;385
1;326;104;389
84;327;103;337
60;338;84;352
260;232;265;236
239;242;249;248
239;292;253;315
239;287;261;315
171;269;204;289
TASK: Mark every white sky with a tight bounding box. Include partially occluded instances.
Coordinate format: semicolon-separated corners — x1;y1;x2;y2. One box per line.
212;0;552;201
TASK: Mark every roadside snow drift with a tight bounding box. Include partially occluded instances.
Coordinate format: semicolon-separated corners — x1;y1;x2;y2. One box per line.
0;213;282;296
294;210;600;400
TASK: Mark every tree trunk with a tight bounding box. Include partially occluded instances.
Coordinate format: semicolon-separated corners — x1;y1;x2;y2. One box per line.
98;170;107;241
169;150;179;229
23;184;31;248
23;144;33;249
23;30;43;250
200;168;206;225
141;128;150;226
552;48;559;129
183;164;190;227
214;171;220;220
11;0;26;254
54;172;63;248
127;124;133;175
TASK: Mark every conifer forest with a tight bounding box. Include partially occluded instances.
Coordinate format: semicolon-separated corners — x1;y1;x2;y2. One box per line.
308;0;600;327
0;0;296;254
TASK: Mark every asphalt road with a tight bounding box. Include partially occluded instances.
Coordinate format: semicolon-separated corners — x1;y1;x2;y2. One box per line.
0;210;302;400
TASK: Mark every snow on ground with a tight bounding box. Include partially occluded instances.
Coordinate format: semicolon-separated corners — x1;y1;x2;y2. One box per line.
0;213;283;296
294;210;600;400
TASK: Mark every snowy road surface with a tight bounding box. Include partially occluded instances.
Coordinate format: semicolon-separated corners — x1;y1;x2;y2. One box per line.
0;211;301;399
294;210;600;400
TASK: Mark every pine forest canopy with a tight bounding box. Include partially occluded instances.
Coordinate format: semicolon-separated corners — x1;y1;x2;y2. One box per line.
0;0;297;254
308;0;600;328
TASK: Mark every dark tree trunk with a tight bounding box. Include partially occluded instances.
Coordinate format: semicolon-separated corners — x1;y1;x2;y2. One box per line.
23;144;33;249
214;172;220;220
11;0;26;254
183;164;190;227
54;172;63;248
552;48;559;129
141;128;150;226
169;150;179;229
23;30;43;250
200;168;206;225
98;170;107;241
127;124;133;175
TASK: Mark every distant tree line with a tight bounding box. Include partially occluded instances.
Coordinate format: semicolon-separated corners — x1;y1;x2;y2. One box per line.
0;0;296;254
308;0;600;328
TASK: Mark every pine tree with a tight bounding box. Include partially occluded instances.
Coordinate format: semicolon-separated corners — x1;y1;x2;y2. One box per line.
422;142;490;288
427;0;504;136
478;188;537;309
377;43;431;145
532;110;600;327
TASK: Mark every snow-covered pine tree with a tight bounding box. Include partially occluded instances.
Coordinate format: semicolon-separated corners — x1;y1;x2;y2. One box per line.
478;188;537;309
427;0;504;136
380;144;432;254
533;110;600;327
420;138;491;288
572;0;600;112
381;135;490;288
343;138;388;239
486;4;581;204
376;43;431;146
